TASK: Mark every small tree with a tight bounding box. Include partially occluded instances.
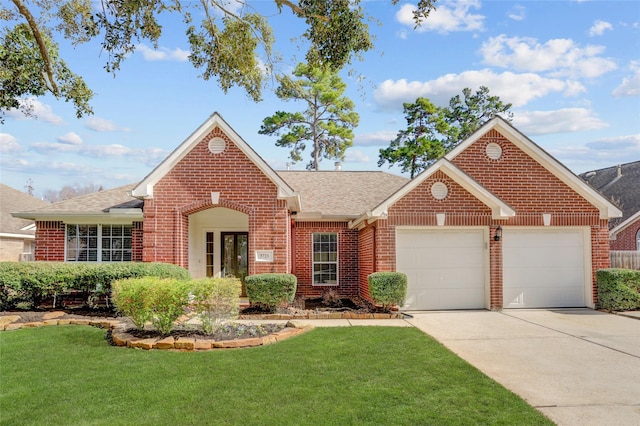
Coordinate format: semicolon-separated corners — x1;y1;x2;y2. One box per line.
259;63;359;170
378;98;451;179
379;87;513;178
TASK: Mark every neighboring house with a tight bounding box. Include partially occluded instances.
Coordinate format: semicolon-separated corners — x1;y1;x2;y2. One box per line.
0;184;50;261
580;161;640;251
13;113;622;310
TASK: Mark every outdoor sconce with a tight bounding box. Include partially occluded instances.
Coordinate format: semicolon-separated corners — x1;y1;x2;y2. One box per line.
494;225;502;241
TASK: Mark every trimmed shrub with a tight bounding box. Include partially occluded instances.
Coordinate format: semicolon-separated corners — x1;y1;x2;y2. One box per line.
112;277;190;334
191;278;242;334
0;262;190;310
145;279;191;334
245;273;297;311
111;277;153;329
596;268;640;311
368;272;407;310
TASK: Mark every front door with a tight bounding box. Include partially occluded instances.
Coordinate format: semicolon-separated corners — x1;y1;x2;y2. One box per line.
222;232;248;296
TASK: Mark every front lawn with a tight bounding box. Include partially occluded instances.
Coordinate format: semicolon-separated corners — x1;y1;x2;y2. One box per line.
0;326;552;425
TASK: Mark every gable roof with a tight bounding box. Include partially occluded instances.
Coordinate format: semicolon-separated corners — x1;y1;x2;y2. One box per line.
278;171;408;220
447;116;622;220
350;158;516;229
1;184;49;237
579;160;640;235
131;112;301;211
11;184;142;222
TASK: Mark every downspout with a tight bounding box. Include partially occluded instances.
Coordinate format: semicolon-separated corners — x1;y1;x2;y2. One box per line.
290;217;297;275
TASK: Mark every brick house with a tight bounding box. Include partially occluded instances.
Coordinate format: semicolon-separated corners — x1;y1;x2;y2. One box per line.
0;184;50;261
13;113;621;310
580;161;640;251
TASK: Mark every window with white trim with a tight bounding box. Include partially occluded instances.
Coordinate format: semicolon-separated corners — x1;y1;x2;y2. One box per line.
66;224;132;262
636;228;640;251
312;233;338;285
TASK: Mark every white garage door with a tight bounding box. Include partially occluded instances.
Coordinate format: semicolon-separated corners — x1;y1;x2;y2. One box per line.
396;229;486;310
503;228;587;308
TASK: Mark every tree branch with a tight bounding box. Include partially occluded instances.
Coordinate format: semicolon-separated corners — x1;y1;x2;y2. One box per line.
11;0;59;96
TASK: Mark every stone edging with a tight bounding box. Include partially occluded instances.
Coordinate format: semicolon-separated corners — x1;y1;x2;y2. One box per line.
0;312;313;352
239;312;403;320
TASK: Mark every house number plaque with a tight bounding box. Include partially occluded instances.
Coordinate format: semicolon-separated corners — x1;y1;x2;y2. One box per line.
255;250;274;262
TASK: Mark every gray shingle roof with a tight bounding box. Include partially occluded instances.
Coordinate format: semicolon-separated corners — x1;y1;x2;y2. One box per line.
1;184;50;235
277;171;409;217
580;161;640;228
11;184;142;218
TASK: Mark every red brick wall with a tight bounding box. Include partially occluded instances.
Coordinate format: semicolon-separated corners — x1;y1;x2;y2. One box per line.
132;221;143;262
142;126;291;275
34;221;65;261
371;129;610;309
610;218;640;251
293;221;359;297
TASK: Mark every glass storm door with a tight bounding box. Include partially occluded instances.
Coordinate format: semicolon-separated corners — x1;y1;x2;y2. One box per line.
222;232;248;296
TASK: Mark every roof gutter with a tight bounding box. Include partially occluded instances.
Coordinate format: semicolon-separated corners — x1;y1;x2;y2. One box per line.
11;209;144;221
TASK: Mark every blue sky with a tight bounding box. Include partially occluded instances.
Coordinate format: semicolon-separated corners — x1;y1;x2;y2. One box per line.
1;0;639;198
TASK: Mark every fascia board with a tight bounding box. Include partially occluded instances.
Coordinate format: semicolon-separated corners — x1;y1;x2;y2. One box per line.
11;211;143;223
610;209;640;238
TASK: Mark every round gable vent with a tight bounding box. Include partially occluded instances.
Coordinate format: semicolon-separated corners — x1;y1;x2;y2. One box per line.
208;137;226;154
486;142;503;160
431;182;448;200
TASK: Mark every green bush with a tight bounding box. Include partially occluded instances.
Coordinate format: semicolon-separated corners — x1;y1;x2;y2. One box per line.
596;268;640;311
112;277;190;334
368;272;407;310
245;273;297;311
191;278;241;334
0;262;190;310
111;277;153;329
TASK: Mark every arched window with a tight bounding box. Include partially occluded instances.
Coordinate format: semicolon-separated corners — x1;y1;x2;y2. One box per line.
636;228;640;251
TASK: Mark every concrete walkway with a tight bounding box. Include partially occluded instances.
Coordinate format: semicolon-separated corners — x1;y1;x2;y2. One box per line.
404;309;640;426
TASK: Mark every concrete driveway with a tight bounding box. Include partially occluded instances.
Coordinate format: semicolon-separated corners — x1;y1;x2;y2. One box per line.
404;309;640;426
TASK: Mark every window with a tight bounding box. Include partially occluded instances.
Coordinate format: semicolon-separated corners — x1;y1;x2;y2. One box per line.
637;228;640;251
313;233;338;285
66;224;132;262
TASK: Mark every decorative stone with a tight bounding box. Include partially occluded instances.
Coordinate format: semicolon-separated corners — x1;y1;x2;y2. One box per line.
174;337;195;350
4;323;23;331
57;319;72;325
194;339;215;350
213;337;262;348
0;315;21;329
155;336;175;350
131;338;157;350
111;332;130;347
42;311;65;320
261;335;278;345
70;319;91;326
42;320;58;326
23;322;44;328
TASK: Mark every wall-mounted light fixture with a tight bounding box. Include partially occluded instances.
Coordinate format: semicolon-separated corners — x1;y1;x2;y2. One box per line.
494;225;502;241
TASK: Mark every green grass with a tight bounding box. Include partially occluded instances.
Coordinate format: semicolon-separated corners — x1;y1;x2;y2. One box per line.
0;326;552;425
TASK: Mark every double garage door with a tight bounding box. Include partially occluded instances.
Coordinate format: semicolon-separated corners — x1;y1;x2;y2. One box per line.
396;228;588;310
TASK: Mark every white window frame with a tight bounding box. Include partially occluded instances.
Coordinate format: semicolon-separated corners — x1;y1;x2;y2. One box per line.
65;224;133;262
312;232;338;286
636;228;640;251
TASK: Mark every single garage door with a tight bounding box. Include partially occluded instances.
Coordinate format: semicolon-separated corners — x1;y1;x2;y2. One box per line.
503;228;587;308
396;228;486;310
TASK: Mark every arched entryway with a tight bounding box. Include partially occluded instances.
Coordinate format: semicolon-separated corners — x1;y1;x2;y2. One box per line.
188;208;249;290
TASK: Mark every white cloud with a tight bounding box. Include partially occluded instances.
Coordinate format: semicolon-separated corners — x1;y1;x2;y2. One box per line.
612;63;640;96
374;70;585;110
354;130;398;147
85;117;130;132
589;20;613;37
345;149;370;163
0;133;21;153
136;44;190;62
396;0;485;34
57;132;83;145
507;5;526;21
511;108;608;135
4;98;63;125
480;35;617;79
548;134;640;173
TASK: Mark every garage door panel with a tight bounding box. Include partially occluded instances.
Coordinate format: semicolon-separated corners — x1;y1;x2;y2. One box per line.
503;229;586;309
397;229;486;310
